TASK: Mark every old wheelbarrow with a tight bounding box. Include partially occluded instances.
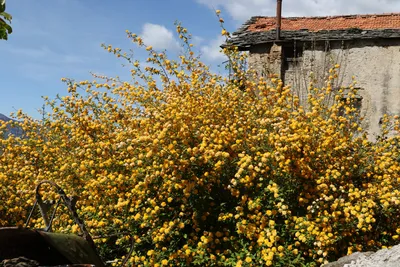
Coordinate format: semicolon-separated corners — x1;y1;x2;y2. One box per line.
0;180;133;267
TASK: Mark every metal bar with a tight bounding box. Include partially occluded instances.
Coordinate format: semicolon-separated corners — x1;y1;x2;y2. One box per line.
276;0;283;40
120;234;134;267
25;199;38;228
44;197;61;232
92;232;134;267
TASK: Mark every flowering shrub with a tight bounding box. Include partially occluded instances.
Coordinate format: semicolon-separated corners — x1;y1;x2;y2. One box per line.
1;15;400;267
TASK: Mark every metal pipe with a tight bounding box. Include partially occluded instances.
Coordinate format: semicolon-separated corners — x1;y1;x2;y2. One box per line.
276;0;282;40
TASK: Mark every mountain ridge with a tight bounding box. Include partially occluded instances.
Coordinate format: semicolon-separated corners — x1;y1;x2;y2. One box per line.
0;113;12;122
0;113;24;137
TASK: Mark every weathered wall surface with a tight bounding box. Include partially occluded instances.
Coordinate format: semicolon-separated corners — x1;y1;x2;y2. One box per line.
248;43;281;78
248;39;400;138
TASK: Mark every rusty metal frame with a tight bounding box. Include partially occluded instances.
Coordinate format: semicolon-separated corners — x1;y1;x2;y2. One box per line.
25;180;96;252
24;180;134;267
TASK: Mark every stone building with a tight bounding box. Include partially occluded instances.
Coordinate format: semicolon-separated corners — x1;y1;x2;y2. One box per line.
225;13;400;137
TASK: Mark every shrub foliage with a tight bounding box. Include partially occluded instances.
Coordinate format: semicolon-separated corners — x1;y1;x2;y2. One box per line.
1;18;400;266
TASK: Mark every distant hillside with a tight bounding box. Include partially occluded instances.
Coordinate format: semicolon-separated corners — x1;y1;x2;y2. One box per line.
0;113;12;122
0;113;24;137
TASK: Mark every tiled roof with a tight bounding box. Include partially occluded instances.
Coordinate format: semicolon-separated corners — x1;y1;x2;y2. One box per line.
224;13;400;49
248;13;400;33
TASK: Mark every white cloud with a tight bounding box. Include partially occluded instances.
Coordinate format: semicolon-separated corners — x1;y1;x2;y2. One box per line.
196;0;400;22
63;55;85;64
200;35;227;62
140;23;180;51
192;35;205;46
7;46;52;58
5;45;90;65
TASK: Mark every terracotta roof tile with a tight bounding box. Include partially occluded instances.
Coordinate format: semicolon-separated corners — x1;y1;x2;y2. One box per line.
248;13;400;33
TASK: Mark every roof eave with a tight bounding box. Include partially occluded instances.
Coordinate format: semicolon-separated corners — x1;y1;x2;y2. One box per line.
223;28;400;50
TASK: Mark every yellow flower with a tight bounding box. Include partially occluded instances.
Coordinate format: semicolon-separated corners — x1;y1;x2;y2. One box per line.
3;15;400;267
71;224;79;233
147;250;155;256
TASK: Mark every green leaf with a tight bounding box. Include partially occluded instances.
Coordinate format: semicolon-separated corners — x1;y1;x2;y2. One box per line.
0;27;7;40
0;0;5;13
0;11;11;22
3;22;11;33
0;16;11;39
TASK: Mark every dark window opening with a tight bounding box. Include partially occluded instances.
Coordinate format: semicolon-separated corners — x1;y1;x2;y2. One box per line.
282;45;304;72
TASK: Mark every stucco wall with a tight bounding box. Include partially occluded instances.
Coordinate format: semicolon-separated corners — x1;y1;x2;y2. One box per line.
248;39;400;138
248;43;282;78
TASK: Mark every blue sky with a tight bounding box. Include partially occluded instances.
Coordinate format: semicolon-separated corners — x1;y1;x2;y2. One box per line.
1;0;399;119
